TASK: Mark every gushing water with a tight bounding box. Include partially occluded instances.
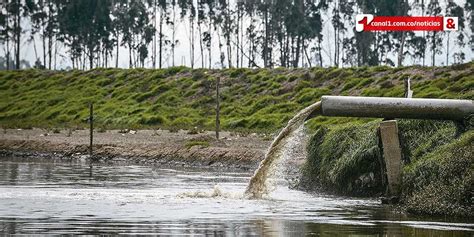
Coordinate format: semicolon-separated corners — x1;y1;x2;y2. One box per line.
1;158;471;235
245;101;322;198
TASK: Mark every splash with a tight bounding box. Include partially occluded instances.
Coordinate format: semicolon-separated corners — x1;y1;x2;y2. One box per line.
177;185;242;199
245;101;322;199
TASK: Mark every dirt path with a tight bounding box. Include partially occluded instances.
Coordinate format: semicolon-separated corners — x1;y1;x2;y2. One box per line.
0;128;271;170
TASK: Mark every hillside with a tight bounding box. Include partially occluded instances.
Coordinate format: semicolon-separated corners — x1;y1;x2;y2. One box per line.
1;63;473;132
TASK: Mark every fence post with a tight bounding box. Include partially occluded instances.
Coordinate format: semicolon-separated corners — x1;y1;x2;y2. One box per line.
215;77;220;140
89;103;93;159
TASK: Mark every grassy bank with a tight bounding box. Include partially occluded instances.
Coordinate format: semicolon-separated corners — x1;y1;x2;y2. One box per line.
302;120;473;217
1;63;473;132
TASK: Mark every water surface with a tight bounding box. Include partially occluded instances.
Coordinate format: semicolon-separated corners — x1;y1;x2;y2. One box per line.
0;157;472;236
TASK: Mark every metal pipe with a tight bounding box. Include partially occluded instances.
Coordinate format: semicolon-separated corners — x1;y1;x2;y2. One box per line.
307;96;474;121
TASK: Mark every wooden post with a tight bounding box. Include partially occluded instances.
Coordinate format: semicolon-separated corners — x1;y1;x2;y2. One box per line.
215;77;220;140
379;120;402;197
89;103;93;158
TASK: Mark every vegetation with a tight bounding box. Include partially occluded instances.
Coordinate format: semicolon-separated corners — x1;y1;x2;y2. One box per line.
1;62;473;132
302;120;473;217
302;121;383;196
0;0;472;70
403;130;473;216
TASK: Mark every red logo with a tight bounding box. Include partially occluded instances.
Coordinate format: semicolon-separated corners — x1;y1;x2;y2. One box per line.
356;15;457;32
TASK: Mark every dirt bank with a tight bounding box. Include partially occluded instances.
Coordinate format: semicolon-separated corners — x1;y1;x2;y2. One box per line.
0;128;270;170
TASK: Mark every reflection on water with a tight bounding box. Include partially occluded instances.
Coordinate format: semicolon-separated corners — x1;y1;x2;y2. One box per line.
0;157;472;235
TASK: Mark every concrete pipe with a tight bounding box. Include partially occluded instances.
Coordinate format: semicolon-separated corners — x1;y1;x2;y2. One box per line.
307;96;474;121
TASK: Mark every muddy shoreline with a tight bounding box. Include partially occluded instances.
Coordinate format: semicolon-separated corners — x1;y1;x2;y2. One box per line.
0;128;270;170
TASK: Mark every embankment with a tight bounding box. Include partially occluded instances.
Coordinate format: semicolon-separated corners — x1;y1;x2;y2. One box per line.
301;119;473;217
1;63;472;132
0;129;269;170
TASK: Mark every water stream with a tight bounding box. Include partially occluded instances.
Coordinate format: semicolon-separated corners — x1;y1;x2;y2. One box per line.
245;101;321;198
0;158;472;235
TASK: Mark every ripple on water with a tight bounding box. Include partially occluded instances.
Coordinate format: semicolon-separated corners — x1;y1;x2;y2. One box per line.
0;159;472;235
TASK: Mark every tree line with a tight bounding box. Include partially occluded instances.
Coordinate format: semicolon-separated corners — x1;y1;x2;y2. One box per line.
0;0;472;70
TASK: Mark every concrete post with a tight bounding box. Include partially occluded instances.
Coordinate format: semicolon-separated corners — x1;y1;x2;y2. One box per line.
379;120;402;196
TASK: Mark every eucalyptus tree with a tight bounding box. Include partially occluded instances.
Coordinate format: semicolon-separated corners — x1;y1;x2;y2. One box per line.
203;0;216;68
331;0;343;67
169;0;177;66
243;0;259;67
57;0;114;69
373;0;406;66
219;0;233;68
44;0;60;69
445;0;465;64
272;0;289;67
354;0;379;66
338;0;354;67
466;0;474;52
93;0;114;68
29;0;47;67
112;0;127;68
301;0;324;68
257;0;271;67
10;0;21;69
0;0;11;70
1;0;473;70
157;0;169;68
426;0;442;66
286;0;323;67
197;0;206;67
178;0;196;68
213;0;225;67
404;34;426;64
3;0;32;69
235;0;244;67
112;0;154;68
56;0;82;68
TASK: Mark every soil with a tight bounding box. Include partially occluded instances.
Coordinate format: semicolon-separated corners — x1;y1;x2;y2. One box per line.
0;128;271;170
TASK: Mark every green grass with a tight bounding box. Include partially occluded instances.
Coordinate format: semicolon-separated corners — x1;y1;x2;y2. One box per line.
302;119;472;217
1;63;473;132
403;130;473;216
302;121;384;196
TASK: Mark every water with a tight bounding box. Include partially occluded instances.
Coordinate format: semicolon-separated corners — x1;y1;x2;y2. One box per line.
0;158;472;235
246;102;321;198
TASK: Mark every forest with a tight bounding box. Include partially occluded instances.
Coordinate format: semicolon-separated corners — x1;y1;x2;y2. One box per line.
0;0;473;70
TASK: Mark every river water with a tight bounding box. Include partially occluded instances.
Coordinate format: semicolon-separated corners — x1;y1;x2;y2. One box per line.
0;158;472;236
